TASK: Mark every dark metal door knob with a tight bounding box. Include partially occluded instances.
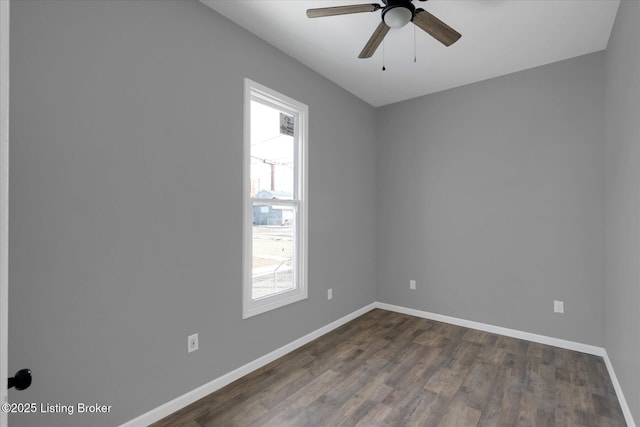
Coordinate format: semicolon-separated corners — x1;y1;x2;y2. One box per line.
7;369;32;391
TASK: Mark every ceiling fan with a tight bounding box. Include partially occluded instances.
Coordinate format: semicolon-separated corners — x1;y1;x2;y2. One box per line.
306;0;461;59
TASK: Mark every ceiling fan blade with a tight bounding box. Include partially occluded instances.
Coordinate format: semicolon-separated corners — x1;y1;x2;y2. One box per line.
358;21;390;58
413;8;461;47
307;3;381;18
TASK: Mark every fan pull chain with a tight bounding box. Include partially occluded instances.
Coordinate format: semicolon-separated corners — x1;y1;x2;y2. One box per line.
382;40;386;71
413;24;417;63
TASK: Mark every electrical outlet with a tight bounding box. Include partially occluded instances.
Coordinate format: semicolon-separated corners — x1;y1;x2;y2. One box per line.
410;280;416;290
188;333;199;353
554;300;564;314
327;288;333;300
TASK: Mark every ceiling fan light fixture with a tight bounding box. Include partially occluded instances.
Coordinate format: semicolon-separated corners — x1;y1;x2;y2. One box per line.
382;6;413;28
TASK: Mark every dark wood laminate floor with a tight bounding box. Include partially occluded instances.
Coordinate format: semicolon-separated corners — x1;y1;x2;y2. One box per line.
151;309;626;427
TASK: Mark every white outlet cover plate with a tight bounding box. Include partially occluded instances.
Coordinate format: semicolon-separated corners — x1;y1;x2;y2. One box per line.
554;300;564;313
188;333;199;353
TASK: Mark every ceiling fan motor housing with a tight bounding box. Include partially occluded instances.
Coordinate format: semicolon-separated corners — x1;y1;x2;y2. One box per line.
382;0;416;28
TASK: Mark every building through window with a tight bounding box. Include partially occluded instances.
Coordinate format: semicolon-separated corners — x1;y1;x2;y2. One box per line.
243;79;308;319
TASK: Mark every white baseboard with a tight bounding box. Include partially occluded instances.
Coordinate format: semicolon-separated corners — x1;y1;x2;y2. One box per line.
374;302;605;356
602;349;637;427
120;301;636;427
119;303;377;427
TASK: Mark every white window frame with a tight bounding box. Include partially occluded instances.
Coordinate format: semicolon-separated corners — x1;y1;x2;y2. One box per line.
243;79;308;319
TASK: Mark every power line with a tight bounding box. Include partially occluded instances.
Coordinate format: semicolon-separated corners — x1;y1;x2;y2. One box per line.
250;155;292;167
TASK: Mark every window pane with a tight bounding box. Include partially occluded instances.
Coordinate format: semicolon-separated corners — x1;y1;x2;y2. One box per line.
243;79;307;319
252;204;295;300
250;100;295;199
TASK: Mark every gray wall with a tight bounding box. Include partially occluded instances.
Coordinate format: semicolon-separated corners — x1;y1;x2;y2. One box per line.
376;52;606;346
8;1;377;426
8;0;639;426
604;0;640;422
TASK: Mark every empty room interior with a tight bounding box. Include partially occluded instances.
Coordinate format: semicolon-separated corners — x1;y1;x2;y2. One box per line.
3;0;639;426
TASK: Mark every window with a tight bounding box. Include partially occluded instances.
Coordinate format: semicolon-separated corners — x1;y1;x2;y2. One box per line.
243;79;308;319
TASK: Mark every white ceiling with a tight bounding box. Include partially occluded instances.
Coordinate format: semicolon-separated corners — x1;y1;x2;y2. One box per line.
200;0;620;107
